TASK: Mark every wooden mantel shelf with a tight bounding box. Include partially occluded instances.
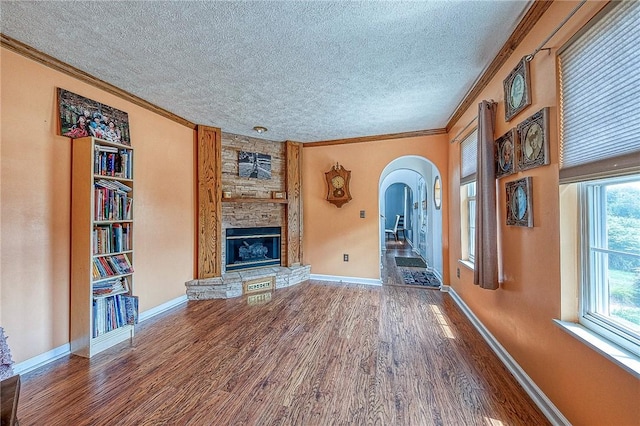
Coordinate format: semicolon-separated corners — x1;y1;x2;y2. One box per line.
221;197;289;204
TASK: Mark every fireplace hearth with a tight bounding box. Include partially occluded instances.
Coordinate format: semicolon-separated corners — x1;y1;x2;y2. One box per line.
225;227;281;272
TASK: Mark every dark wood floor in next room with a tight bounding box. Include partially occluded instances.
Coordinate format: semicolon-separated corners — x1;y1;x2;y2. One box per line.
16;245;549;425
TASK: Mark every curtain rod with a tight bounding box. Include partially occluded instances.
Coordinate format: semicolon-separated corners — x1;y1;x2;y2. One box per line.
525;0;587;62
450;115;477;144
450;100;494;143
449;3;586;143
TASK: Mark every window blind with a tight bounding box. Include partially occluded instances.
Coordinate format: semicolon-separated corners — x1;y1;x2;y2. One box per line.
460;130;478;185
558;0;640;183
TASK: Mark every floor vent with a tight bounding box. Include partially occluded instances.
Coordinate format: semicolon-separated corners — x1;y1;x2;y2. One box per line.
247;292;272;305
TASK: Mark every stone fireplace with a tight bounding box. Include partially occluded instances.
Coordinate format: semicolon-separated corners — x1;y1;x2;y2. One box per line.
225;226;281;272
185;131;309;300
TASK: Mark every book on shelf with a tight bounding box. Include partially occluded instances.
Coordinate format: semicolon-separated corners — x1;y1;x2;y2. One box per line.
95;179;132;192
96;144;119;153
93;223;131;255
106;254;133;275
113;254;134;273
121;149;132;180
92;257;106;278
92;293;131;338
97;257;114;276
94;186;133;221
123;295;139;325
92;254;133;279
111;223;131;252
121;223;131;251
94;144;132;179
93;277;129;297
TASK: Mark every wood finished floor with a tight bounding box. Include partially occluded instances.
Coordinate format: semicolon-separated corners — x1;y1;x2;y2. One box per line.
381;239;434;289
17;242;549;425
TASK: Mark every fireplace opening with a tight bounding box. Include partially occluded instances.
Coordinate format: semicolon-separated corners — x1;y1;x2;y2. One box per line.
225;227;281;272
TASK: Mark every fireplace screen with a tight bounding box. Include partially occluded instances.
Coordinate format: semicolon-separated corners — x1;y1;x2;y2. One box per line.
225;227;281;271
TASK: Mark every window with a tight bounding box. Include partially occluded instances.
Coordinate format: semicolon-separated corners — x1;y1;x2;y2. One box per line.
466;182;476;263
459;130;477;264
581;177;640;355
558;0;640;360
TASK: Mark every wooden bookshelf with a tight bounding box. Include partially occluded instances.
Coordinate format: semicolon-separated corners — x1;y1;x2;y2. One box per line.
70;137;137;358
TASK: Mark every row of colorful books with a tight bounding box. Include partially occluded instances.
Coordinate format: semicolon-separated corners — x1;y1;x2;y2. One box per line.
92;254;134;279
92;294;138;338
93;223;131;254
94;185;133;221
93;276;130;297
94;144;132;179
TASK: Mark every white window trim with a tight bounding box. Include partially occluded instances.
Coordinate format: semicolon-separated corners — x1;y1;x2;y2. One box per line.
467;185;476;264
458;259;474;271
459;182;476;267
554;320;640;378
579;179;640;358
557;178;640;378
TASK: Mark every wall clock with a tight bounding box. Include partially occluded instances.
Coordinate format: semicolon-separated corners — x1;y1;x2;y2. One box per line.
495;128;517;179
506;177;533;227
504;57;531;122
325;163;352;208
517;107;550;172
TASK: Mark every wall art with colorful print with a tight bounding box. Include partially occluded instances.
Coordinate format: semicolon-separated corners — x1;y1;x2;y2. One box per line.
57;88;131;145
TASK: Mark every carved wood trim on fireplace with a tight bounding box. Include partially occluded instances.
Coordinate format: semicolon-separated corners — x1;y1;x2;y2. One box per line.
197;125;222;278
285;141;303;266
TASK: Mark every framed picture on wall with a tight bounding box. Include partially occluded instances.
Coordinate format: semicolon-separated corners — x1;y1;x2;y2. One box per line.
517;107;550;172
506;176;533;227
503;57;532;122
57;88;131;145
495;129;517;178
238;151;272;179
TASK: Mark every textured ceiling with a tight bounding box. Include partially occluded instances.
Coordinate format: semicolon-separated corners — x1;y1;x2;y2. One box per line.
1;1;530;142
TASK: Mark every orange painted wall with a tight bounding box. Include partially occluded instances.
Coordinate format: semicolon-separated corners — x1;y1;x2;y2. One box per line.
447;2;639;425
303;135;449;281
2;1;638;423
0;48;196;363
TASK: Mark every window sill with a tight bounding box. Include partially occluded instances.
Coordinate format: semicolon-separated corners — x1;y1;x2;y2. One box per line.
458;259;474;271
553;319;640;378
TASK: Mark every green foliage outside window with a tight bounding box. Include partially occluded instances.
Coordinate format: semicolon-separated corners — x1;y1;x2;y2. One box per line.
606;184;640;328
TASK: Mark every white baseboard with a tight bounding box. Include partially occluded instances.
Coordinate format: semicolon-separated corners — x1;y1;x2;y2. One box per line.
139;294;188;323
12;295;188;375
448;288;570;426
13;343;70;375
428;266;443;283
310;274;382;286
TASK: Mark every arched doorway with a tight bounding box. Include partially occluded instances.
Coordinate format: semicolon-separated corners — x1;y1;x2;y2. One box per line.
379;156;443;282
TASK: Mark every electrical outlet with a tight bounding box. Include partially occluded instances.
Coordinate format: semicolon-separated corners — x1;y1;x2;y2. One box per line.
343;254;349;262
360;210;365;218
457;268;460;278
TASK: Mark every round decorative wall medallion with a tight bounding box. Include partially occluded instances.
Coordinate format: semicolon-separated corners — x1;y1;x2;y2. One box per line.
433;176;442;210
